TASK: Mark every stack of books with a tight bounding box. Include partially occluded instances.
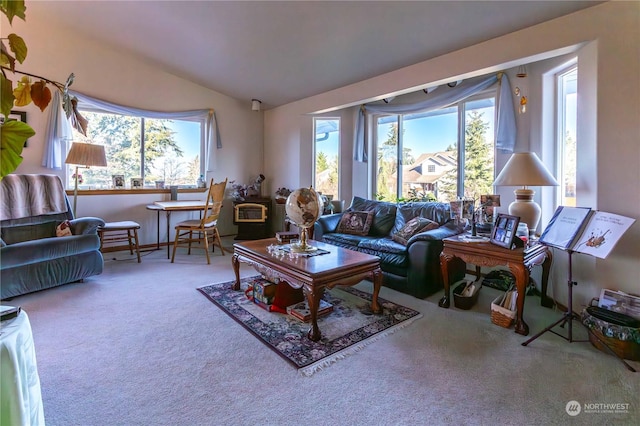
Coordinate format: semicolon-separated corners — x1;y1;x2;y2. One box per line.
286;300;333;322
276;232;299;244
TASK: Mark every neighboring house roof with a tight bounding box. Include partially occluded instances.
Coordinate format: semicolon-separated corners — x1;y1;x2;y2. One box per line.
402;151;456;185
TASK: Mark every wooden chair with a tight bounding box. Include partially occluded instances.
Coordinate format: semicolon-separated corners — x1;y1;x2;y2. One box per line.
171;178;227;264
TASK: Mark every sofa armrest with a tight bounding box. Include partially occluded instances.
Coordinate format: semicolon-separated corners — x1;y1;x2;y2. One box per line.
70;217;105;235
313;213;343;240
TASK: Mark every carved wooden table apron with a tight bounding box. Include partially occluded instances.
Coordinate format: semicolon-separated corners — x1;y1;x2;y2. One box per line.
232;238;383;342
438;236;552;336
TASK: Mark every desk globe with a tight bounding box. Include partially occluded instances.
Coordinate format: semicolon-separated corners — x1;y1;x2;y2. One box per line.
285;187;323;252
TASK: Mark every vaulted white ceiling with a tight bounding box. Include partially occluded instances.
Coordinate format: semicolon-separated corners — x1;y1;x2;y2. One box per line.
27;1;602;109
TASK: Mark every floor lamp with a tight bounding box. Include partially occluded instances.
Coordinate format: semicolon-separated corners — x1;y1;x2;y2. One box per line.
492;152;558;234
65;142;107;217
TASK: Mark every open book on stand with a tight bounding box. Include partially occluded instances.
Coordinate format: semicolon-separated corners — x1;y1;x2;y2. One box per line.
539;206;635;258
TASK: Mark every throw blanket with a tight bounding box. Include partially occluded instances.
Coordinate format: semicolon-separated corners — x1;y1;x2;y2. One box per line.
0;174;68;220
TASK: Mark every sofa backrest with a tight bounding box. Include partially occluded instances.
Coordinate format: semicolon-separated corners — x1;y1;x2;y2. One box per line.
393;202;453;234
347;196;397;236
0;174;73;245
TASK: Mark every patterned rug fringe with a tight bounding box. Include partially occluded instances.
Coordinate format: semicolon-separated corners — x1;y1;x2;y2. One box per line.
298;313;423;376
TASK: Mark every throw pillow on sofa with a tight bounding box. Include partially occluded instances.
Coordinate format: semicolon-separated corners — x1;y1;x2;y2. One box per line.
337;211;375;236
392;217;439;245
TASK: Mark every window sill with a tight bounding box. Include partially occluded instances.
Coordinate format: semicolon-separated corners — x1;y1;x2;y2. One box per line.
65;188;208;196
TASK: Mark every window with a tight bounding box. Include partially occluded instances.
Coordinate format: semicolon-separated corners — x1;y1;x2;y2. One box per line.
313;118;340;198
68;111;202;189
557;66;577;206
374;94;495;202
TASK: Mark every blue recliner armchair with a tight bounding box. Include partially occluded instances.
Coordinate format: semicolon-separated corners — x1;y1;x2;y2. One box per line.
0;174;105;299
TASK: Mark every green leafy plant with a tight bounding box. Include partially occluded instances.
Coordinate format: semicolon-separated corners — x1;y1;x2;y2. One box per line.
1;0;86;179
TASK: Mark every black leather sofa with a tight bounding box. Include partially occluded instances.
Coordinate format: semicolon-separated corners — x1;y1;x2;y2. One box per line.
314;196;466;298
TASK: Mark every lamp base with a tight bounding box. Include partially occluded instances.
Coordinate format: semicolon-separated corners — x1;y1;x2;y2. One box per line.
508;189;541;233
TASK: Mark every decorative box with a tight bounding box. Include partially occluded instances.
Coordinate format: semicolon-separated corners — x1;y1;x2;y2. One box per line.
276;231;299;244
252;278;277;305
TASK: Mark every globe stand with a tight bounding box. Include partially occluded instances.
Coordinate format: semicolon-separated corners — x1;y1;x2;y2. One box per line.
290;227;317;253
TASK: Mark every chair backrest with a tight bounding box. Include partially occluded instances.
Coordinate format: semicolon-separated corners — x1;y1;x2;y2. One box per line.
201;178;227;227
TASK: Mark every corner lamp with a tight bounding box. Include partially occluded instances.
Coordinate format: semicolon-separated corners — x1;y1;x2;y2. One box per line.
492;152;558;233
65;142;107;216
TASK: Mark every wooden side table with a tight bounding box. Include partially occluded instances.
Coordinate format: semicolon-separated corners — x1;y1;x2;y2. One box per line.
438;235;552;336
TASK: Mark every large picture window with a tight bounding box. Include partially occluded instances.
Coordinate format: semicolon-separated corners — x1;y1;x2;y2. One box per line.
374;94;495;202
68;111;202;189
314;118;340;199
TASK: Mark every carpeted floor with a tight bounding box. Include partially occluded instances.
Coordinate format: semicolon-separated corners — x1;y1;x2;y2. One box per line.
198;276;422;374
8;241;640;425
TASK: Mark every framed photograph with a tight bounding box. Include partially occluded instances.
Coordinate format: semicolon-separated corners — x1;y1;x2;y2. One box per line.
130;177;144;189
490;213;520;249
112;174;125;188
6;110;29;147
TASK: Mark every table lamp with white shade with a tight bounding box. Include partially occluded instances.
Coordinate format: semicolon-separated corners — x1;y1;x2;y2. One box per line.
65;142;107;216
492;152;558;233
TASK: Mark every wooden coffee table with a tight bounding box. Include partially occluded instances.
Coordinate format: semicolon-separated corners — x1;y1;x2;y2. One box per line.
232;238;383;341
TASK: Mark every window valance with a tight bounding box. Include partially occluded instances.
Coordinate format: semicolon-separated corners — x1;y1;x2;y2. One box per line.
43;90;222;172
353;73;516;162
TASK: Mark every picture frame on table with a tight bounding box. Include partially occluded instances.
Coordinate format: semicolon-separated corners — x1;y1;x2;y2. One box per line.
490;213;520;249
130;178;144;189
112;174;125;188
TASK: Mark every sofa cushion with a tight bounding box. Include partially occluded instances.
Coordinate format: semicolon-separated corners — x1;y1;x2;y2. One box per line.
348;196;397;236
357;237;406;255
1;221;58;245
393;201;453;233
0;234;101;269
336;211;374;235
321;233;365;248
392;217;440;245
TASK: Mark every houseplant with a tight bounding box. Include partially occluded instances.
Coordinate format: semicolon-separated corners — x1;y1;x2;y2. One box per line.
1;0;86;179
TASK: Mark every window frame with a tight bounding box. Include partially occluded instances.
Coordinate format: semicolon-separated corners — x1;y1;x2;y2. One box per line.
68;108;205;190
313;117;341;200
371;90;497;202
555;64;578;207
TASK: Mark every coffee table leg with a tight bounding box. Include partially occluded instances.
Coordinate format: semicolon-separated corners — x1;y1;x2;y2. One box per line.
231;253;241;291
305;287;323;342
371;267;382;314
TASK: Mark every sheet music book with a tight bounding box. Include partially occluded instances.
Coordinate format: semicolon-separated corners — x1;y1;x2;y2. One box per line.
539;206;635;258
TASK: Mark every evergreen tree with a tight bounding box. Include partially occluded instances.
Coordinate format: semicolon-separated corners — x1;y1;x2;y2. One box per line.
463;110;493;199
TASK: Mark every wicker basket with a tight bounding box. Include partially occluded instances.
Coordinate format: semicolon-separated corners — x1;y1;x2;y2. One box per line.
490;292;517;328
582;308;640;361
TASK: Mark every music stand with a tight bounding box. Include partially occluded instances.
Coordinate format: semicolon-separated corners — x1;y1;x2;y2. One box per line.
522;249;636;372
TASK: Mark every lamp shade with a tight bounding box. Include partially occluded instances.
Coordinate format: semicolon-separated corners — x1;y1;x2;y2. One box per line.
65;142;107;167
492;152;558;187
492;152;558;233
251;99;262;111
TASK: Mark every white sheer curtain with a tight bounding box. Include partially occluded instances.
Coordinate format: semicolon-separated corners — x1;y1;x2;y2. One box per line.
67;90;221;171
353;73;517;162
41;90;74;169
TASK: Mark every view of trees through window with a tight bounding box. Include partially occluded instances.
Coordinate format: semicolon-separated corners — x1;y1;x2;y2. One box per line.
375;96;495;203
558;67;577;207
314;118;340;198
67;111;201;189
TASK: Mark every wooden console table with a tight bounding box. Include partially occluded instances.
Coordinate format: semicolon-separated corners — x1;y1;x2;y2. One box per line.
438;236;552;336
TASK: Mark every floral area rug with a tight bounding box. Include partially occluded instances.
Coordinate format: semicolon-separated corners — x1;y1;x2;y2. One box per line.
197;276;422;376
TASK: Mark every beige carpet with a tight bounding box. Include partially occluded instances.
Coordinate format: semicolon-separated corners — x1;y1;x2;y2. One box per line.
10;240;639;425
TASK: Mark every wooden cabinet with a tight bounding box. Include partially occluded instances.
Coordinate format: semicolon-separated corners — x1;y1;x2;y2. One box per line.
233;198;272;240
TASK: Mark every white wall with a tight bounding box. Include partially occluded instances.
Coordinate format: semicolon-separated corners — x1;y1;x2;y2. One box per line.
2;11;264;242
264;2;640;308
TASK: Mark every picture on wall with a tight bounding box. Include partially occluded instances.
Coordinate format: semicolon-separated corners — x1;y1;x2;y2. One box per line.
490;213;520;249
5;111;29;147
